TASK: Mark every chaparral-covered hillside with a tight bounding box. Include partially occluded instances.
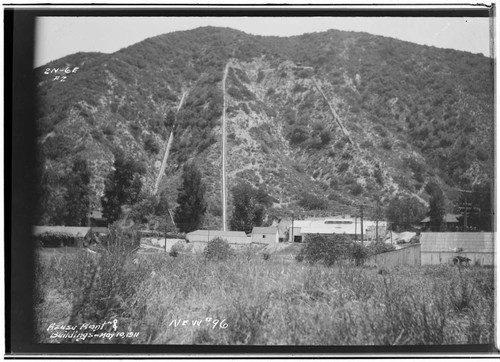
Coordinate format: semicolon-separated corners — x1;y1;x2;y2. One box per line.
35;26;494;228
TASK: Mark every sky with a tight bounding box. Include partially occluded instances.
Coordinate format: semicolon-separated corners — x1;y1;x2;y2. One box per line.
34;16;492;67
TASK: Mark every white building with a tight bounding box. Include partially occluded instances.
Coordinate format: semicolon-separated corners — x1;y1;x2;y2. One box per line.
288;216;387;243
251;227;279;244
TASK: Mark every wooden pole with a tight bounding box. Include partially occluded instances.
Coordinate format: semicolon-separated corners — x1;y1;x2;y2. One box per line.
222;62;230;231
360;205;364;245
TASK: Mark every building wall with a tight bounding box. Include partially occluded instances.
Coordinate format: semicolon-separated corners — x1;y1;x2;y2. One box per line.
252;232;278;244
366;244;421;268
288;227;303;242
420;232;494;266
187;234;249;244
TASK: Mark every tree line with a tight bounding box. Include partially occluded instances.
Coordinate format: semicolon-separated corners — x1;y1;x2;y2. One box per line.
37;150;275;235
38;150;491;234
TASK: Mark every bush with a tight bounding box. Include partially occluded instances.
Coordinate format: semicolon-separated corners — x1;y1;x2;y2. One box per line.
367;241;395;255
203;237;234;261
102;124;116;137
374;167;384;185
144;135;160;155
169;243;185;258
42;134;73;160
381;139;393;150
91;129;104;142
350;183;363;196
338;162;349;173
288;126;308;145
257;70;265;83
298;193;328;210
296;234;368;267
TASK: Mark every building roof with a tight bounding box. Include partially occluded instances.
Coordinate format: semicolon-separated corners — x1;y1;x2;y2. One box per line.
420;232;493;253
252;227;278;234
421;214;461;224
186;230;247;238
89;210;105;219
291;220;313;228
33;226;91;237
91;227;109;234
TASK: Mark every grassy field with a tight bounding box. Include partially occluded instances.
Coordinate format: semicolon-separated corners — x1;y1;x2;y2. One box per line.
34;246;495;345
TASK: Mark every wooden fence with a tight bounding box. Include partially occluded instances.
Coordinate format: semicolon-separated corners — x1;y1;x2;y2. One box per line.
366;243;421;268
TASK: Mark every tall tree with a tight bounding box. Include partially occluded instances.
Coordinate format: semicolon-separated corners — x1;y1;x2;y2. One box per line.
63;158;92;226
229;182;270;233
385;196;427;230
37;165;67;225
428;182;446;232
174;162;207;233
101;152;145;224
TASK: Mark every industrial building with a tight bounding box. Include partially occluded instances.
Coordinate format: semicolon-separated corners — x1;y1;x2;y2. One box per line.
288;216;387;243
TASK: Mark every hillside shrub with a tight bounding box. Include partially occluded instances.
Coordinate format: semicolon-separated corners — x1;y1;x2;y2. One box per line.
338;162;349;173
42;135;73;160
298;193;328;210
341;151;353;160
335;139;346;150
203;237;235;261
381;139;393;150
350;183;363;196
144;135;160;154
292;163;304;173
374;167;384;185
266;87;276;96
102;124;116;137
288;126;308;145
256;70;265;83
90;129;104;142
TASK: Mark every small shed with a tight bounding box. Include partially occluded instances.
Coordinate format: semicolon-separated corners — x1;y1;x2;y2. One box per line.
33;226;92;247
420;232;494;266
186;230;249;244
89;210;107;227
251;227;279;244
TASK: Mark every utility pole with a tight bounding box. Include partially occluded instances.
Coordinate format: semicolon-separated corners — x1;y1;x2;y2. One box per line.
360;205;364;245
291;213;294;243
222;63;230;231
375;198;380;243
458;189;474;232
464;192;468;231
354;214;357;241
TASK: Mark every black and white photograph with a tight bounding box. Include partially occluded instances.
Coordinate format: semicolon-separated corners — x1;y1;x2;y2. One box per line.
7;4;497;356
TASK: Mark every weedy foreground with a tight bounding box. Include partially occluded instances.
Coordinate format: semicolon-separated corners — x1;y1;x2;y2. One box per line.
35;246;494;345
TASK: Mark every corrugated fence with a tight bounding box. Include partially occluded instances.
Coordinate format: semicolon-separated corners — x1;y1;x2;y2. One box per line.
420;232;494;266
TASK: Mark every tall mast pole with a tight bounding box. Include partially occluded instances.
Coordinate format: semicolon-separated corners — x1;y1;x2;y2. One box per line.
222;62;230;231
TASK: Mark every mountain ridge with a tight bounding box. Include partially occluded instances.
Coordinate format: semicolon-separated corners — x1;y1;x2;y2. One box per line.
35;26;494;227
